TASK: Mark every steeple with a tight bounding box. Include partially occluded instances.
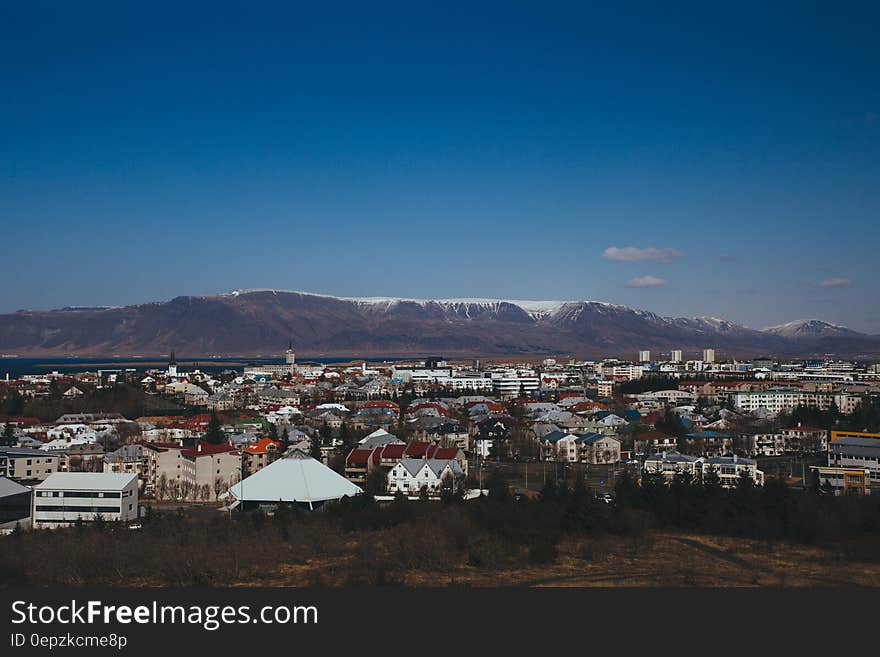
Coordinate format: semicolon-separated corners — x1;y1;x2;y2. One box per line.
285;341;296;366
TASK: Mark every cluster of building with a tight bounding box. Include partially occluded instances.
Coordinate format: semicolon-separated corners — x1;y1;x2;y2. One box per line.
2;345;880;530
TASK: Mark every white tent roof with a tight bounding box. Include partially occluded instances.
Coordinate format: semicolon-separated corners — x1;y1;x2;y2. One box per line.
226;453;362;505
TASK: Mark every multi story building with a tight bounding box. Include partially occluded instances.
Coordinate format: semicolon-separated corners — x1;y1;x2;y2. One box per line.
491;370;540;398
0;448;60;483
733;388;861;415
386;458;464;495
809;466;869;496
643;451;763;486
828;436;880;490
178;442;242;501
242;437;280;476
702;455;764;487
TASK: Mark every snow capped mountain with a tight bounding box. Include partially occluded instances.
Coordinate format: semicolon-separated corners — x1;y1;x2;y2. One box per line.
762;319;863;339
0;288;876;357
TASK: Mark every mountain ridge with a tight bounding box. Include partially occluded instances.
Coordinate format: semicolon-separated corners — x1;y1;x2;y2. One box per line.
0;289;876;358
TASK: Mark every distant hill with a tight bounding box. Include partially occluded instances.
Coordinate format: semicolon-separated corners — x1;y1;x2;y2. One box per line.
762;319;863;340
1;289;877;358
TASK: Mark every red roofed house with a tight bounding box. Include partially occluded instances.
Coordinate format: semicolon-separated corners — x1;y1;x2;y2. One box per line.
344;448;375;483
180;442;242;501
344;441;468;483
242;437;281;475
145;441;241;501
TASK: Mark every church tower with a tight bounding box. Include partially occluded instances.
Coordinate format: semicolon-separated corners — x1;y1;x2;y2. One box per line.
168;350;178;378
285;341;296;368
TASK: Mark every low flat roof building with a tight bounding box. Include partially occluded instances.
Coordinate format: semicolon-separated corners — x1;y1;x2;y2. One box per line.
32;472;138;527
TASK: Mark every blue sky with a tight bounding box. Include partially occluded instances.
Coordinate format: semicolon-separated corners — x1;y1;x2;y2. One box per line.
2;2;879;331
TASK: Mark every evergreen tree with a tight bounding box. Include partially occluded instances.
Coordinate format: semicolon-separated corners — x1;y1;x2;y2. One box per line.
365;467;387;496
204;410;224;445
309;433;323;460
1;419;16;447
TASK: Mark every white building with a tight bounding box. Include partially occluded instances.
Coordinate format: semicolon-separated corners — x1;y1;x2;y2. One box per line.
638;350;651;363
32;472;138;526
643;452;763;486
387;458;464;494
491;371;540;398
703;349;715;363
671;350;683;363
733;388;861;415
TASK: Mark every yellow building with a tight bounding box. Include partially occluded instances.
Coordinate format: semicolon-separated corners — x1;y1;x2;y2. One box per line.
810;466;869;496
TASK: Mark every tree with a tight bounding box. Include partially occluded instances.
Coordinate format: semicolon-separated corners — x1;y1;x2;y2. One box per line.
365;467;387;496
656;409;688;439
204;410;224;445
309;433;323;461
319;422;333;445
339;422;355;450
1;420;15;447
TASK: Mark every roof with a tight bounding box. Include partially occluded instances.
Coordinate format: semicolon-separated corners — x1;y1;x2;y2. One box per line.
575;433;615;445
830;437;880;457
541;430;569;444
226;454;362;504
645;451;699;464
686;431;730;439
0;447;56;458
35;472;137;491
0;476;31;498
704;456;757;466
396;457;464;477
181;441;238;458
345;448;374;466
242;437;279;454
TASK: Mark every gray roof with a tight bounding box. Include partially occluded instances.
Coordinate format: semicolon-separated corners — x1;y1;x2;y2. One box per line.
359;430;403;449
103;444;141;463
704;456;756;466
574;432;616;445
830;437;880;457
541;430;569;444
397;458;464;477
0;476;31;498
226;454;362;504
0;447;56;458
36;472;137;491
645;451;699;464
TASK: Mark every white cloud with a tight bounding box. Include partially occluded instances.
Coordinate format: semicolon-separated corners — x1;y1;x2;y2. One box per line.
817;278;851;288
603;246;682;263
625;276;667;288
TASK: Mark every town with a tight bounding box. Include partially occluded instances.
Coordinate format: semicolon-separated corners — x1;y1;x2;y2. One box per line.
2;343;880;586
